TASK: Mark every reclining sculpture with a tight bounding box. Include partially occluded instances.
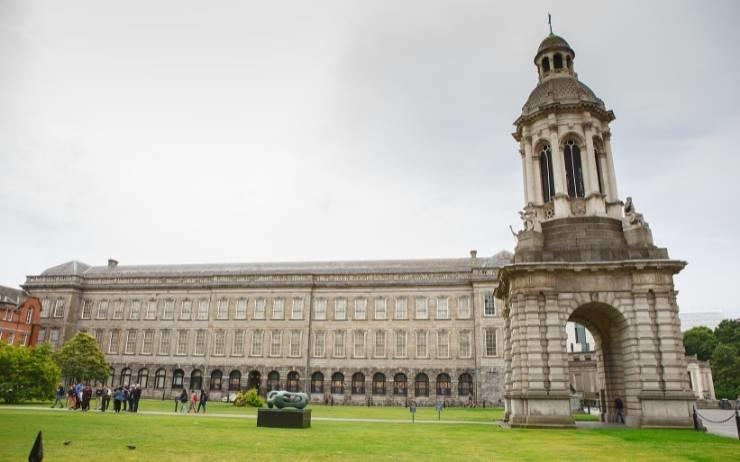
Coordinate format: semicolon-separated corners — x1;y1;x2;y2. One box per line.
266;390;309;410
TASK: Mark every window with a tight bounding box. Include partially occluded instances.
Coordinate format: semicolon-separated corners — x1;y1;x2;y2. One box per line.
459;331;471;358
354;298;367;320
416;330;427;358
180;300;191;320
197;300;209;320
374;298;386;320
154;369;166;389
7;332;15;344
194;330;206;355
190;370;203;390
251;330;263;356
53;299;65;318
270;330;281;356
286;371;300;392
20;333;28;346
458;373;473;397
232;330;245;356
145;300;157;320
484;293;496;316
267;371;280;391
372;373;385;395
334;299;347;320
159;330;171;355
210;370;223;390
124;330;137;354
436;297;449;319
414;373;429;397
40;298;51;318
485;328;497;356
163;300;174;320
108;330;119;353
436;373;451;396
25;310;32;324
216;299;228;320
229;370;241;391
331;372;344;394
289;330;301;356
120;368;132;387
291;298;303;319
415;297;428;319
564;139;585;198
176;330;189;355
94;329;104;348
334;331;345;357
142;330;153;354
37;328;46;343
313;330;325;357
235;299;247;319
137;368;149;388
393;373;407;396
254;298;266;319
354;330;365;357
395;330;407;357
457;296;470;319
554;53;563;69
374;330;385;357
394;298;407;320
81;300;92;319
314;299;326;320
213;330;225;356
542;56;551;72
97;300;109;319
172;369;184;388
351;372;365;394
539;143;555;203
594;143;605;194
438;330;449;358
112;301;124;319
130;300;141;320
311;372;324;393
272;299;284;320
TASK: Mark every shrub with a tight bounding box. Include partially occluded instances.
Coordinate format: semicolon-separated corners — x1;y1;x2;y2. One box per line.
234;388;264;408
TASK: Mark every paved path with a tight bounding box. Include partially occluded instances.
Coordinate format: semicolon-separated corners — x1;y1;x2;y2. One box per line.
695;409;739;439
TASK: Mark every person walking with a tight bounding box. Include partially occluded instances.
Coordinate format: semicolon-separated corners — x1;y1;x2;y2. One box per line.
188;390;198;413
179;389;188;413
122;386;129;411
197;389;208;413
614;397;625;424
51;384;65;408
67;385;77;410
113;387;124;413
101;387;111;412
132;384;142;412
75;383;83;410
127;385;135;412
81;384;92;411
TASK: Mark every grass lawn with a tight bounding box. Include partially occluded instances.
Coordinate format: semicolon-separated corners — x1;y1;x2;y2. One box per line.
1;404;737;461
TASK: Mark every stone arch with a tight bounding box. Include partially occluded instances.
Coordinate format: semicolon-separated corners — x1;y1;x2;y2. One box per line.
247;370;261;391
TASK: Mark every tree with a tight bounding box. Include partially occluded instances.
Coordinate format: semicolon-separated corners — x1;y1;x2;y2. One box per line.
714;319;740;349
0;343;60;404
54;332;109;383
710;343;740;399
683;326;718;361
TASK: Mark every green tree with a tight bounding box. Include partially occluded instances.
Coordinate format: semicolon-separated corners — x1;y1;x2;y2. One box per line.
0;343;60;404
714;319;740;349
683;326;718;361
54;332;109;383
710;343;740;399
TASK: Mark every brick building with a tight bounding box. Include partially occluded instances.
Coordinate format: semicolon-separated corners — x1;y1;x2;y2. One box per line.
0;285;41;346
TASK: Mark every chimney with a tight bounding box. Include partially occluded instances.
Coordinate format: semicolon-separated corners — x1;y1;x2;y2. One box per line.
469;249;477;259
108;258;119;269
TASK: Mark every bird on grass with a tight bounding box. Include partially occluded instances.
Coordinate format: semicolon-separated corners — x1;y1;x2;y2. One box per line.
127;445;136;450
63;441;71;446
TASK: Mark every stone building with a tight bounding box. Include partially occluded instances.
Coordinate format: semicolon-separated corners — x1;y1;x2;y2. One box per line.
0;285;41;346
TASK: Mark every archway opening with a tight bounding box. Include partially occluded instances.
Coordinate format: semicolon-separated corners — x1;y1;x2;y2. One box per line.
247;370;261;391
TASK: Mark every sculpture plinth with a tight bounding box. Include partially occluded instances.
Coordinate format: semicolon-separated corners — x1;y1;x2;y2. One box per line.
257;408;312;428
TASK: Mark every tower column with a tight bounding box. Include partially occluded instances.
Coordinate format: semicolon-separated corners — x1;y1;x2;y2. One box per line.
603;132;619;201
548;122;570;217
523;138;537;204
520;147;530;204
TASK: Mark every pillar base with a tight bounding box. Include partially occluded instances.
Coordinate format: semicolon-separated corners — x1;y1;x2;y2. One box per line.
638;392;695;429
507;393;575;428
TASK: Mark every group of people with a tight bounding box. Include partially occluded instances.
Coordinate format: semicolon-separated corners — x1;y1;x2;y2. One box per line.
51;383;94;411
175;389;208;413
50;383;143;413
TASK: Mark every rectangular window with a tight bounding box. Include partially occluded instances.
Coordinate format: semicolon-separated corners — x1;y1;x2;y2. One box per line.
289;330;301;356
20;333;28;346
146;300;157;320
176;330;189;355
37;328;46;343
334;331;345;357
270;330;282;356
313;330;325;357
485;328;497;356
292;298;304;320
272;299;284;320
314;299;327;320
142;330;153;354
81;300;92;319
97;300;109;319
213;331;225;356
125;330;137;354
459;331;471;358
194;330;206;355
484;293;496;316
4;309;12;321
7;332;15;344
108;330;119;353
159;330;171;355
354;298;366;320
235;299;247;319
112;301;124;319
416;330;427;358
40;298;51;318
354;330;365;357
415;297;428;319
395;330;407;357
53;299;65;318
457;296;471;319
438;330;449;358
163;300;174;320
197;300;209;320
254;298;266;319
335;299;347;320
217;299;228;320
232;330;245;356
374;298;386;320
94;329;104;349
436;297;449;319
394;298;407;320
130;300;141;320
251;330;263;356
26;310;32;324
374;330;385;357
180;300;191;320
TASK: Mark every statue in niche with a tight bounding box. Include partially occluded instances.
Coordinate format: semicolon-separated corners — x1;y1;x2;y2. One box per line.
624;196;648;227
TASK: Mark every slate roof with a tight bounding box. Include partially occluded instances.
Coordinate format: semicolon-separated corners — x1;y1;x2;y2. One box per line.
0;285;25;305
521;75;605;117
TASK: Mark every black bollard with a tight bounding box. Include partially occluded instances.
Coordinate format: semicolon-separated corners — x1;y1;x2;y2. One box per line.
735;409;740;440
692;406;700;431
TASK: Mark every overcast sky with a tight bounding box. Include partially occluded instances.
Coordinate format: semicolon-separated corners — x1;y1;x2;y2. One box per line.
1;1;738;319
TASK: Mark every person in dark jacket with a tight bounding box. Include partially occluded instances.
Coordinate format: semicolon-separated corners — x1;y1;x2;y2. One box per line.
132;384;142;412
197;389;208;413
101;387;111;412
113;387;124;413
178;389;188;413
81;384;92;411
614;397;625;424
51;384;65;408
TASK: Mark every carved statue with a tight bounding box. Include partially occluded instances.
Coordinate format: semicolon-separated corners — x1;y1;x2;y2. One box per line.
623;196;647;227
266;391;309;410
518;203;537;232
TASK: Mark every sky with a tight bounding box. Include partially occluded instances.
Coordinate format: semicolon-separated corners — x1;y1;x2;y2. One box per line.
1;0;738;320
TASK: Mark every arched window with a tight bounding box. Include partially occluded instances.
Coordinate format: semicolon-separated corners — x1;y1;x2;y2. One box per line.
539;144;555;203
542;56;550;73
154;368;166;389
563;139;585;198
287;371;300;392
566;55;572;70
247;371;261;391
393;373;407;396
458;373;473;397
414;373;429;397
436;373;451;396
190;369;203;390
351;372;365;394
137;368;149;388
311;372;324;393
593;141;605;194
120;368;131;387
172;369;184;389
554;53;563;69
331;372;344;394
210;370;222;391
228;370;241;391
372;373;386;395
267;371;280;391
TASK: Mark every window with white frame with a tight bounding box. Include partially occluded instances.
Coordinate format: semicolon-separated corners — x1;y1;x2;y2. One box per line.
457;296;470;319
395;330;407;357
163;300;174;320
97;300;109;319
354;298;366;320
108;330;119;353
112;301;124;319
53;299;65;318
459;330;471;358
235;299;247;319
145;300;157;320
374;298;386;320
314;299;327;320
197;300;209;320
484;328;497;356
354;330;365;357
7;332;14;344
194;329;206;355
270;330;282;356
94;329;104;348
37;328;47;343
179;300;191;320
272;299;284;320
217;299;228;320
416;330;427;358
291;298;304;319
176;330;189;355
254;298;266;319
437;330;449;358
125;330;137;354
213;330;225;356
80;300;92;319
141;330;153;354
374;330;385;357
334;331;345;357
130;300;141;320
484;293;496;316
20;333;28;346
40;298;51;318
251;330;263;356
159;329;171;355
232;330;245;356
415;297;428;319
313;330;325;357
289;330;301;356
394;298;407;320
25;310;32;324
335;298;347;320
436;297;449;319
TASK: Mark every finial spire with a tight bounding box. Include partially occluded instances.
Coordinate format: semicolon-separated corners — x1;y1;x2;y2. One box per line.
548;13;553;34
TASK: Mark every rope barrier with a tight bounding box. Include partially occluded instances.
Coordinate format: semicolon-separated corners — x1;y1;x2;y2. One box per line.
695;409;737;424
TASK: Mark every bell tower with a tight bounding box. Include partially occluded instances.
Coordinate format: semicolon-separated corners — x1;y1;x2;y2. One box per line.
497;31;695;428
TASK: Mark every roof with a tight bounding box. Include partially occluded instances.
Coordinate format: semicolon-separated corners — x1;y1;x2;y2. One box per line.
521;75;605;117
41;260;91;276
537;33;574;56
0;285;26;305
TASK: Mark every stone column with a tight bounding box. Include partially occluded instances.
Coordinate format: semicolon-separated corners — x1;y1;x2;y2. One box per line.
549;122;571;217
520;147;529;204
523;138;537;204
603;132;619;201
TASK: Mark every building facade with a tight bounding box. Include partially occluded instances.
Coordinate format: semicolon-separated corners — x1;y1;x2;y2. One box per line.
0;285;41;347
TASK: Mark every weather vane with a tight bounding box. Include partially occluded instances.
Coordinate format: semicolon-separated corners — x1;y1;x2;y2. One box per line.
548;13;553;34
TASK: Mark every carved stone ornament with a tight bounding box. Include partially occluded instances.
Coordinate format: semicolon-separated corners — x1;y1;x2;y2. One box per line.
570;198;587;216
543;202;555;219
623;196;649;228
518;203;538;232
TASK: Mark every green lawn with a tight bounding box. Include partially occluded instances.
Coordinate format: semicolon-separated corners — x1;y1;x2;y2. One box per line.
1;405;737;461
